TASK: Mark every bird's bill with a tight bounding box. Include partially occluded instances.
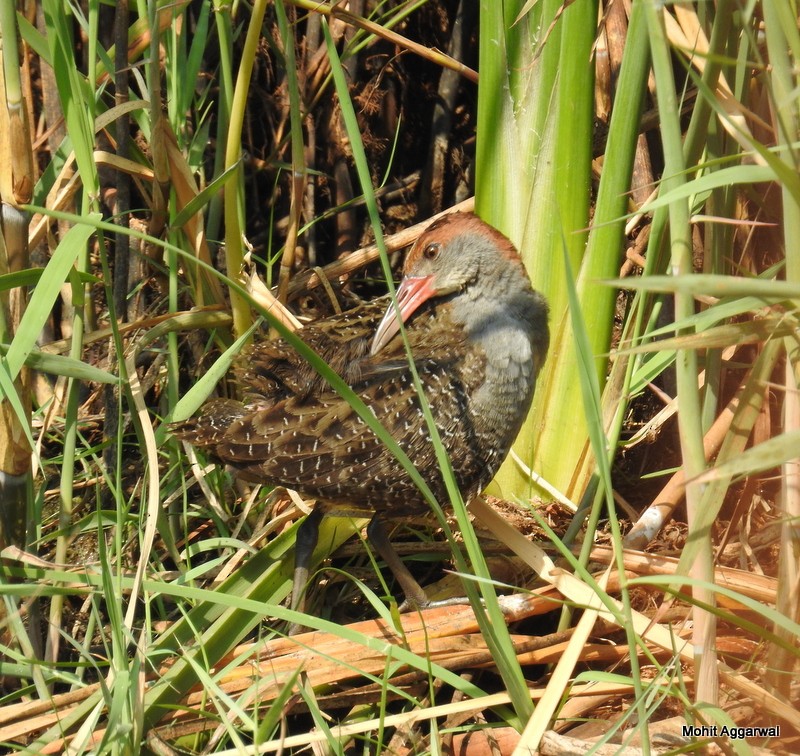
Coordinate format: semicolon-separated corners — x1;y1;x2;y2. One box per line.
370;275;437;355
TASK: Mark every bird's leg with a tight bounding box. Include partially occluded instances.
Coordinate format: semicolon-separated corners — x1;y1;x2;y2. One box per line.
290;505;323;634
366;516;429;611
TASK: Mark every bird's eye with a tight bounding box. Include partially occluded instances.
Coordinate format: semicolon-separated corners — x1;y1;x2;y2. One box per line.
423;243;440;260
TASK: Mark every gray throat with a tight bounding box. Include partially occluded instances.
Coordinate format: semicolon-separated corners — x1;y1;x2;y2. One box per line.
452;286;544;456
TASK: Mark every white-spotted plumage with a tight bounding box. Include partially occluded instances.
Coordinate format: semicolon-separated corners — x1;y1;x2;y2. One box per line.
175;213;548;517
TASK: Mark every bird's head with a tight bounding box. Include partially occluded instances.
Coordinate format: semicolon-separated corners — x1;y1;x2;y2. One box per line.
370;212;530;355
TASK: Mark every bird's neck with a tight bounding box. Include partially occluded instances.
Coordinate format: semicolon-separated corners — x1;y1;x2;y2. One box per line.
449;287;540;450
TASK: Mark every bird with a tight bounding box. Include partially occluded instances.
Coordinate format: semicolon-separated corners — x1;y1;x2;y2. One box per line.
173;212;549;628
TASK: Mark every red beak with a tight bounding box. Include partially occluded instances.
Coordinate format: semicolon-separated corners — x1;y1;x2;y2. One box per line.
370;275;437;356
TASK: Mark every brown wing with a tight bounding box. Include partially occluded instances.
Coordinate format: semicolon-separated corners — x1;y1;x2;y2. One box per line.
236;300;387;402
211;350;487;511
176;299;493;511
173;398;249;446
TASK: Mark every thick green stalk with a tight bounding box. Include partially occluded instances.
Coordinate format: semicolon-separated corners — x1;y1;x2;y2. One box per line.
571;3;651;499
476;0;602;502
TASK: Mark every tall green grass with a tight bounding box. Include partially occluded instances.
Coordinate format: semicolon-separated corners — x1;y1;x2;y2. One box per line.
0;1;798;753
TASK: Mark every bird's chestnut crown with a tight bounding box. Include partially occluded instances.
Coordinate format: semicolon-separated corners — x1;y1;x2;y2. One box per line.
403;213;525;297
